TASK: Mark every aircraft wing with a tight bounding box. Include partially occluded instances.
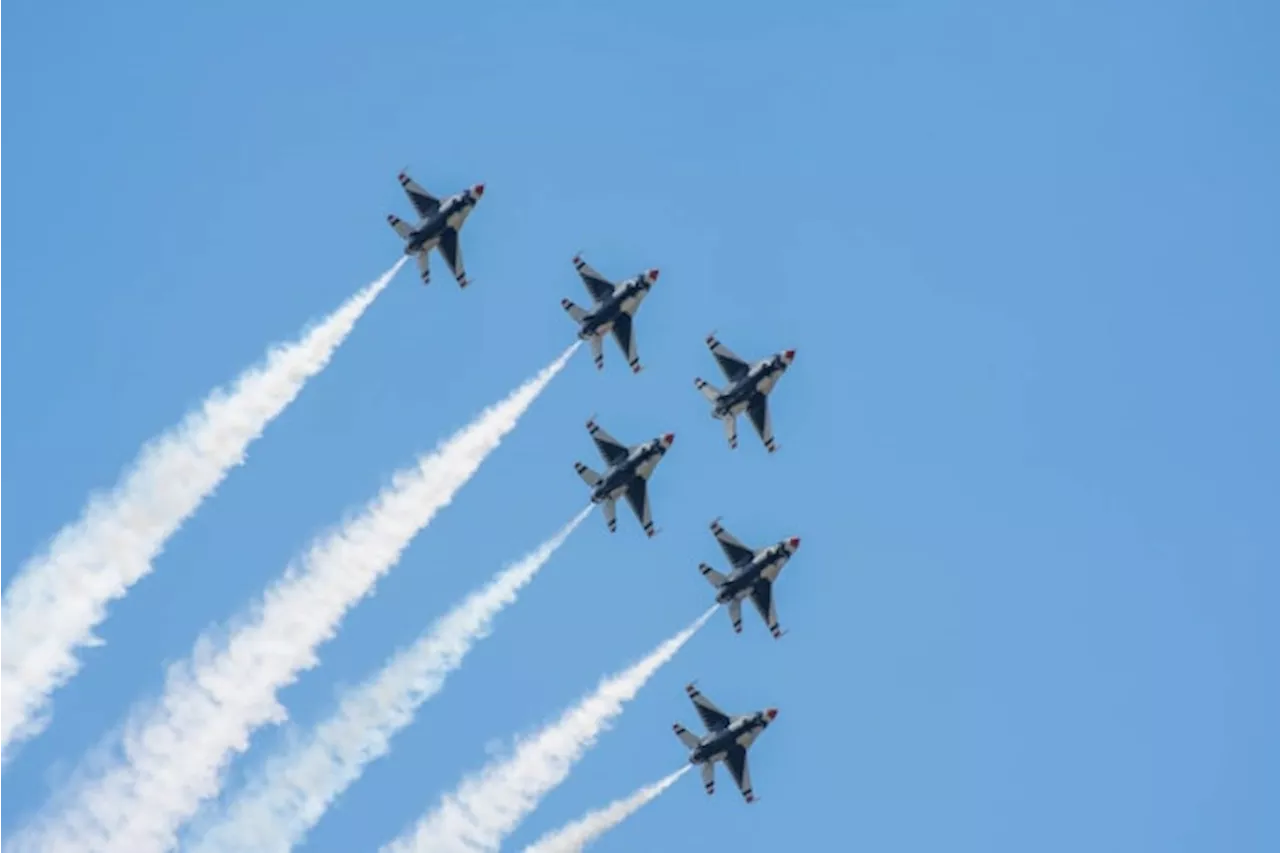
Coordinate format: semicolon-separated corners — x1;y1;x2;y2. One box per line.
398;172;440;219
572;255;616;303
586;418;630;467
709;518;755;568
624;477;655;537
749;579;782;638
724;744;756;803
706;334;750;383
437;227;469;287
746;392;777;453
610;313;642;373
685;683;731;732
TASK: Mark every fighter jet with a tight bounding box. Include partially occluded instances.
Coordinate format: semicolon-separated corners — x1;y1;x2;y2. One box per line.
385;171;485;287
672;682;778;804
573;417;674;537
699;518;800;639
694;334;796;453
559;254;660;373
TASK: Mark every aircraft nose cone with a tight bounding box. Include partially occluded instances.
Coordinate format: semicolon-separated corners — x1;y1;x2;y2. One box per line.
662;432;676;447
647;268;660;282
789;537;801;550
472;183;486;197
766;708;778;721
783;349;796;363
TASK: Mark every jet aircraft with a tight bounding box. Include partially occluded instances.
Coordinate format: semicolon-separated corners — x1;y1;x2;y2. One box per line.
573;417;674;537
694;334;796;453
672;682;778;804
699;518;800;639
560;254;659;372
385;171;485;287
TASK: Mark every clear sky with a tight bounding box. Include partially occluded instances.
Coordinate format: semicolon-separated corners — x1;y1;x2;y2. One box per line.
3;1;1278;850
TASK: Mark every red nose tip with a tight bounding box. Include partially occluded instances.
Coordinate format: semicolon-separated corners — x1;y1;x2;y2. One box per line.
663;433;676;445
648;268;660;281
789;537;801;549
766;708;778;720
784;349;796;361
472;183;485;196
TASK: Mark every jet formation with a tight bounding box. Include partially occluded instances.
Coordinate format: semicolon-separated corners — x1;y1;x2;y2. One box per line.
383;170;801;806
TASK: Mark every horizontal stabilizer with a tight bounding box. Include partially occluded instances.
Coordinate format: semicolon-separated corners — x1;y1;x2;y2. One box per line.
694;377;722;403
387;214;414;239
672;722;701;750
698;562;727;587
561;298;589;324
573;461;601;487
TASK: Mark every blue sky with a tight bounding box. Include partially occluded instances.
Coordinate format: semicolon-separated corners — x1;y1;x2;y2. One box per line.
4;0;1278;850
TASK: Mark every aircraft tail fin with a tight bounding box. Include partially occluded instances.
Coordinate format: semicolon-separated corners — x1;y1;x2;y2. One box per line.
694;377;722;403
560;298;589;324
698;563;728;588
387;214;414;239
672;723;701;750
573;461;601;487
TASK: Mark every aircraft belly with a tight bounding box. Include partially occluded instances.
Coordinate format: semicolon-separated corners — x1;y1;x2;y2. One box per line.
724;391;753;415
724;574;758;601
757;373;778;394
602;475;632;500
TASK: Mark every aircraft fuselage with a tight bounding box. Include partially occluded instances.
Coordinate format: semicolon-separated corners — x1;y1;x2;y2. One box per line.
403;196;476;254
590;444;664;502
688;714;771;765
713;357;788;418
577;278;652;339
716;548;791;604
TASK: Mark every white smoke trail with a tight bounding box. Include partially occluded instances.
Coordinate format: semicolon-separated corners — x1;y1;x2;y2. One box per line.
186;506;593;853
7;342;580;853
522;766;690;853
382;606;717;853
1;258;406;758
